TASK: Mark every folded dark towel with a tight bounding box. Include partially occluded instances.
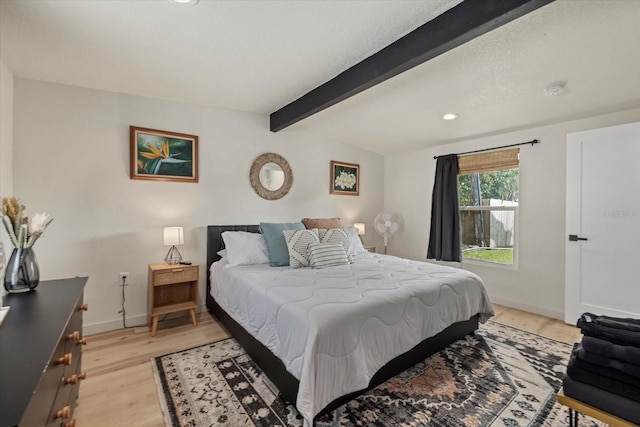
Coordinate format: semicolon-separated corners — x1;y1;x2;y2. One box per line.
578;313;640;347
567;345;640;402
562;374;640;425
571;343;640;387
582;335;640;367
580;312;640;332
576;345;640;381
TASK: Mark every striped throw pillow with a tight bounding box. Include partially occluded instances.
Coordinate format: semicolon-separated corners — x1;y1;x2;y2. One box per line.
283;228;319;268
308;242;350;269
318;228;352;259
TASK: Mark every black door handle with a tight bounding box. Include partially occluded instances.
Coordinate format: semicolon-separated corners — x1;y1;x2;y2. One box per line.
569;234;588;241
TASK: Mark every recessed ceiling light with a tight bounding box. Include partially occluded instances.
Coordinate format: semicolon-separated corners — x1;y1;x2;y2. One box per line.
442;113;458;120
172;0;199;5
544;82;566;96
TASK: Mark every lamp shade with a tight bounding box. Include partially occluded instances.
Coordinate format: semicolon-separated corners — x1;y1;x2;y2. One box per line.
163;227;184;246
354;223;365;235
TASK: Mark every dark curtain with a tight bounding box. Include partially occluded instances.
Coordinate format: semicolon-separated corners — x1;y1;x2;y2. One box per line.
427;154;461;262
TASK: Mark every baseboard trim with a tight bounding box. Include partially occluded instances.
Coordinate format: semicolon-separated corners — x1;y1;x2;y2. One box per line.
83;304;207;336
491;296;564;321
83;313;148;335
84;300;564;335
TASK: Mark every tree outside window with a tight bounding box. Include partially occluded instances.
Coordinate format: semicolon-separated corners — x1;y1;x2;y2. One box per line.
458;168;519;265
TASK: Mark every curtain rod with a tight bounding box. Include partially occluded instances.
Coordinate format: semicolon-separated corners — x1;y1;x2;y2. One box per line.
433;139;539;159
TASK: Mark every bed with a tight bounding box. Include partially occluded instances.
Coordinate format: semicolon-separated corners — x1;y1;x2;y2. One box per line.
206;225;494;425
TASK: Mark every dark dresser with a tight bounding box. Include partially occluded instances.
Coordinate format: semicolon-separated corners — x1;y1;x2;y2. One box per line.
0;277;88;427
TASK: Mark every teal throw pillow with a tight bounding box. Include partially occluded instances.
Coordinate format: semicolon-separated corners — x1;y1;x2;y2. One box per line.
259;222;305;266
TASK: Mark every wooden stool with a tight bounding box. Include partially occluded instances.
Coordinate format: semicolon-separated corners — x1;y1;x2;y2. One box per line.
557;388;638;427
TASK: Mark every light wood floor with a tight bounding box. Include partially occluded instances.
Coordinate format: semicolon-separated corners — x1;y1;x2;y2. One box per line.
74;304;583;427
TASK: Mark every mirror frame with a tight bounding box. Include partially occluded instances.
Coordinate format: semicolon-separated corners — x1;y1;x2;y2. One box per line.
249;153;293;200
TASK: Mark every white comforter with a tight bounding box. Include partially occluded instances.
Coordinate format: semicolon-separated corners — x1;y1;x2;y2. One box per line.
210;252;494;425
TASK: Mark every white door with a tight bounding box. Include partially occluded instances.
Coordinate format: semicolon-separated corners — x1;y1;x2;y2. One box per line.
565;122;640;324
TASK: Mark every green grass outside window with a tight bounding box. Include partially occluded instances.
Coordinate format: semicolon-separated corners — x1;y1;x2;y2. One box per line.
463;248;513;264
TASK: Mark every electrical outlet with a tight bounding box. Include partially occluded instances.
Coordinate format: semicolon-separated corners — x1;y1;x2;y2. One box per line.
118;272;129;286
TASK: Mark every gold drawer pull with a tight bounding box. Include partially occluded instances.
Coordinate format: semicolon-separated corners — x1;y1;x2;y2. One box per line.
57;353;72;366
64;420;76;427
56;405;71;419
79;303;88;311
78;337;88;345
78;371;87;380
64;374;78;385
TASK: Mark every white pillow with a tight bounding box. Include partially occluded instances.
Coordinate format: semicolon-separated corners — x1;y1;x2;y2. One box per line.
283;228;320;268
346;226;367;255
221;231;269;266
217;249;227;258
308;242;350;269
318;227;366;256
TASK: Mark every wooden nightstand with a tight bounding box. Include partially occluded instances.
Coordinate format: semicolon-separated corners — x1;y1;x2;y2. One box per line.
365;246;376;253
147;263;199;337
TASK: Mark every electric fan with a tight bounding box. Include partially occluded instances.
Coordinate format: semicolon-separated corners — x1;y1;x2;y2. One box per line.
374;212;401;254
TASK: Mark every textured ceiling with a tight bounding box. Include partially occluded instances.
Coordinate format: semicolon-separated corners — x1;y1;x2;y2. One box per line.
0;0;459;114
1;0;639;155
295;0;640;154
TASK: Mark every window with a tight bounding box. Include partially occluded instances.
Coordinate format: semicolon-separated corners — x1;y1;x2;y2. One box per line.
458;149;519;266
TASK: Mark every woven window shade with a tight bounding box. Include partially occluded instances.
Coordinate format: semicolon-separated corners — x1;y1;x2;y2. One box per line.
458;148;519;175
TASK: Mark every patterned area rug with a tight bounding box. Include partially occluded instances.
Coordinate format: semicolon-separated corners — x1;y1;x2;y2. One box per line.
152;321;600;427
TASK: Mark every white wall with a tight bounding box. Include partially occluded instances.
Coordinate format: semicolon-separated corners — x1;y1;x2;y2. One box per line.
13;79;384;334
0;61;14;277
0;61;13;196
385;108;640;320
12;77;639;330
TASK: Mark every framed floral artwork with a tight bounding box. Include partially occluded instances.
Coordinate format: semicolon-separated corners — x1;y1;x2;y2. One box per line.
330;160;359;196
130;126;198;183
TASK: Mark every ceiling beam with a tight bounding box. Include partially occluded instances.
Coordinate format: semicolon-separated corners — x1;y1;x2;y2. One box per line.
270;0;555;132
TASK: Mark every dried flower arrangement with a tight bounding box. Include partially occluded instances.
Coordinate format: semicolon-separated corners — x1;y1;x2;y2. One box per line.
1;197;53;249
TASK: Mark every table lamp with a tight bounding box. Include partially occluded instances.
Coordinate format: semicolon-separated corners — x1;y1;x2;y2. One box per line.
354;223;365;243
163;227;184;264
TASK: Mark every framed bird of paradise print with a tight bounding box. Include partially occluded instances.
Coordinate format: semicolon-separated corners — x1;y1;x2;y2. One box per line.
130;126;198;183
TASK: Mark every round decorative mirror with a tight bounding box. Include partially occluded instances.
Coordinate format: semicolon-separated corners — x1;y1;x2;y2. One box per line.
260;162;285;191
250;153;293;200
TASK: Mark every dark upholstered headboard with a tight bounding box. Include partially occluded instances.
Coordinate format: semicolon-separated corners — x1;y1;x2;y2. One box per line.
206;225;260;307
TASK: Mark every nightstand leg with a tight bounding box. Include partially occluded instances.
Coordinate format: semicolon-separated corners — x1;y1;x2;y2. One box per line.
189;308;197;326
151;316;159;337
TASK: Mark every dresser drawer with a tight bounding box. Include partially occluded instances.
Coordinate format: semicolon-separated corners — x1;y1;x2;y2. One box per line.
46;295;86;427
63;308;85;393
154;267;197;285
65;306;84;369
19;338;67;427
47;390;73;427
48;363;80;427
